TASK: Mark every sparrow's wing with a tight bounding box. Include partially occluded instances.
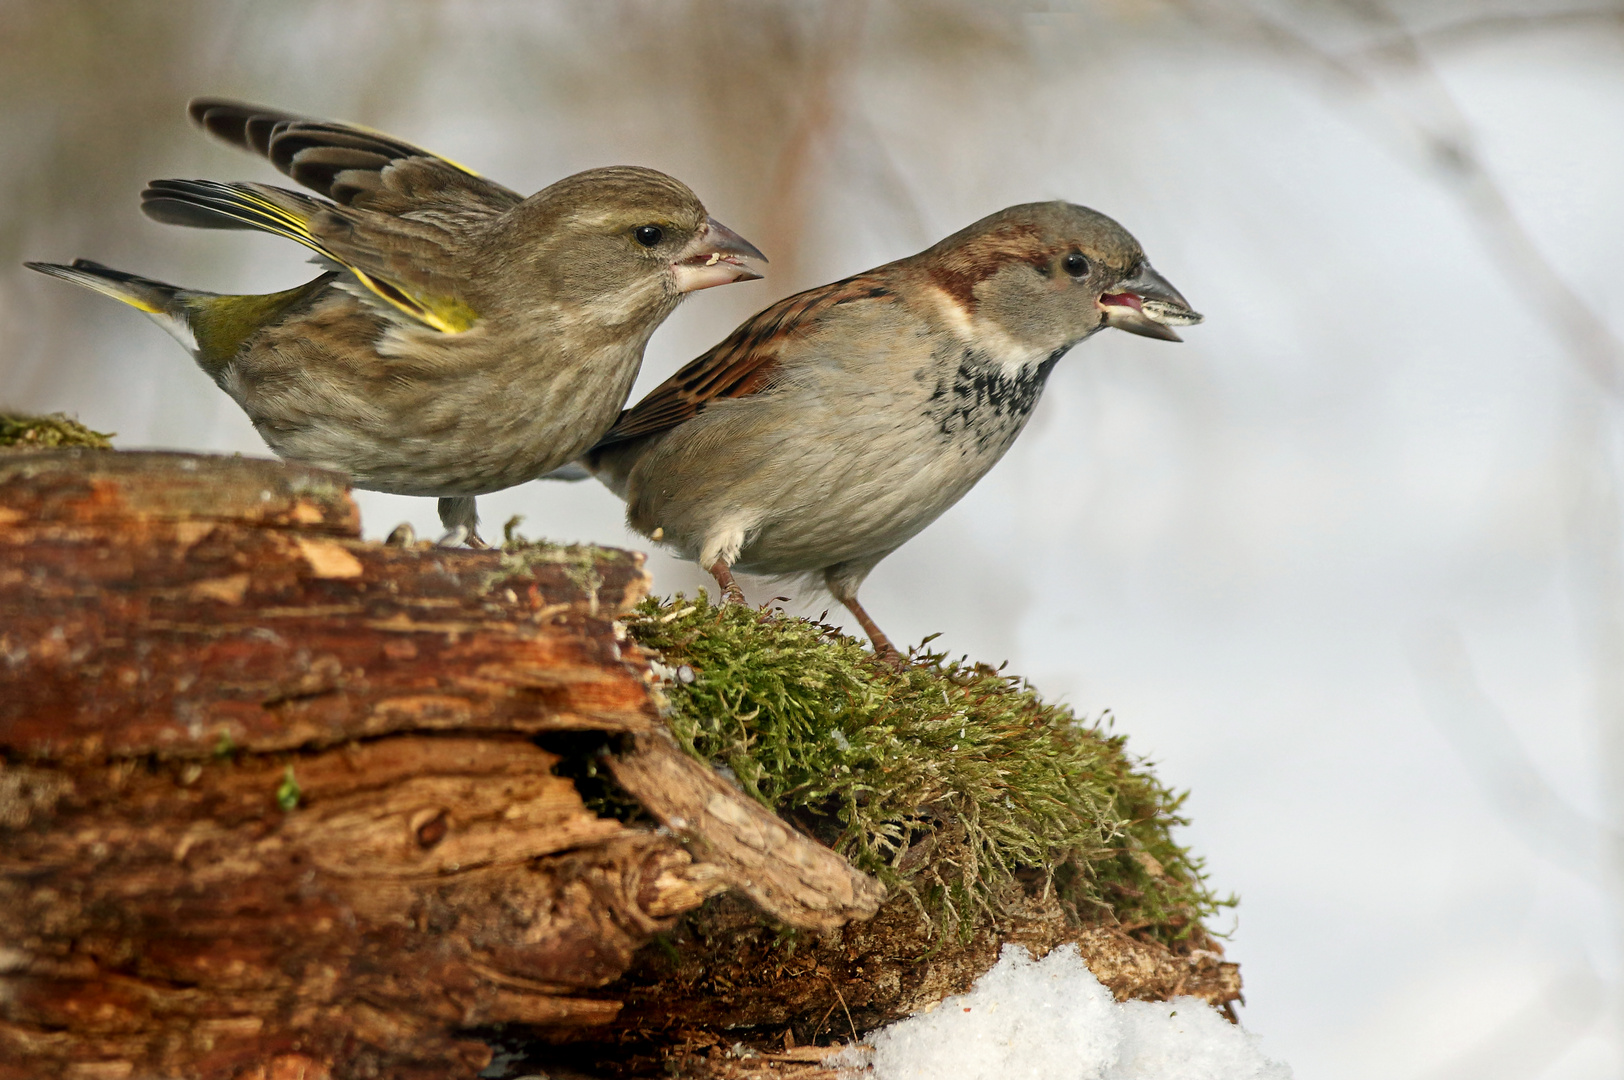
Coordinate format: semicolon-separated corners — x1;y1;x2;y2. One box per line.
187;98;522;219
596;272;896;447
141;179;479;334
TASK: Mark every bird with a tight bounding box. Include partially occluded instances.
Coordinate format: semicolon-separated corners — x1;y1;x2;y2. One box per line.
27;98;766;546
576;201;1201;662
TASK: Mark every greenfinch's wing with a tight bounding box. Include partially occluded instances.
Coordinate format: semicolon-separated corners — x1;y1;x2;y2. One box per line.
142;179;480;334
187;99;521;219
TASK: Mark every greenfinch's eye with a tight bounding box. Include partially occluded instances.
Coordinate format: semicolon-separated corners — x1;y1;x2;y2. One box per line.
634;225;664;247
1062;251;1090;278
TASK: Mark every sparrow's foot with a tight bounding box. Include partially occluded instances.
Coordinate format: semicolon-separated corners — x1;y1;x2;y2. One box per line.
437;525;471;548
465;531;490;550
708;560;748;605
872;641;906;668
385;522;416;546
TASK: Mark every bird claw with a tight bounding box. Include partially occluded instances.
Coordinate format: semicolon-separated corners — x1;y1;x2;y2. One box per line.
385;522;416;546
436;525;489;549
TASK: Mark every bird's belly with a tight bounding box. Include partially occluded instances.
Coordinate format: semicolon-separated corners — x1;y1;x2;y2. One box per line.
728;417;1021;576
255;408;602;497
229;333;632;498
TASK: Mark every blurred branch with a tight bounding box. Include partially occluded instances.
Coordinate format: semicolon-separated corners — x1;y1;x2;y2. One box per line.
1411;622;1617;880
761;0;868;287
1188;0;1624;1066
1416;965;1607;1080
1356;5;1624;60
1167;0;1624;395
1166;2;1624;1065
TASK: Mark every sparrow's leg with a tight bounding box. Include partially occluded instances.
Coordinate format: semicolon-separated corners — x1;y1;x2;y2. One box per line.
839;592;903;667
824;562;903;666
708;560;748;605
437;496;488;549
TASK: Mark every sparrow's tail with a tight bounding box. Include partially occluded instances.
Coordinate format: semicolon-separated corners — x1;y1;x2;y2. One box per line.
26;258;337;380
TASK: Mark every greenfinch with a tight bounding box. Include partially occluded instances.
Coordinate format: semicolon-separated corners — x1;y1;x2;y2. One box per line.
29;99;765;545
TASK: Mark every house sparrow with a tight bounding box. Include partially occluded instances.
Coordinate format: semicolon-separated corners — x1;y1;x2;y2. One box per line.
579;201;1200;661
28;99;765;545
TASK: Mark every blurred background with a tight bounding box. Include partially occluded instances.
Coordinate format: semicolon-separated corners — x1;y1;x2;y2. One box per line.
3;1;1622;1076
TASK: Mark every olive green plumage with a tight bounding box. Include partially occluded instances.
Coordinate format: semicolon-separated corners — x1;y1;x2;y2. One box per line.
27;99;765;543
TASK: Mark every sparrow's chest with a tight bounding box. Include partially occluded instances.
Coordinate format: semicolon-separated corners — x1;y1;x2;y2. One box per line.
921;345;1063;458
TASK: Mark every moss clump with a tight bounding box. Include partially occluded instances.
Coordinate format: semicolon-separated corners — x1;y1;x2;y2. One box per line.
275;765;301;812
625;594;1232;945
0;412;113;449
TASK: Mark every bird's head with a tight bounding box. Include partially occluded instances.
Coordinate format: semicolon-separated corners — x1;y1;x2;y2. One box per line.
508;166;765;323
917;201;1201;359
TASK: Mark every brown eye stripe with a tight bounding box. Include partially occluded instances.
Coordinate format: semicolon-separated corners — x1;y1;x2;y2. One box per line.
924;223;1048;307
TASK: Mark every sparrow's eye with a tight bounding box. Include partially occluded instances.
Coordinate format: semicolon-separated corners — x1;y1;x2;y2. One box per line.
1062;251;1090;278
634;225;664;247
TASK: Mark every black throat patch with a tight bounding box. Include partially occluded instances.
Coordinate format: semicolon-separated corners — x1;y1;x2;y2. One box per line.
926;345;1068;453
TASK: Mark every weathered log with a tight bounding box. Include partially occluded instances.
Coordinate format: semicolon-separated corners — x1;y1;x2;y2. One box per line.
0;450;878;1080
1;447;1241;1080
601;892;1239;1042
0;450;651;759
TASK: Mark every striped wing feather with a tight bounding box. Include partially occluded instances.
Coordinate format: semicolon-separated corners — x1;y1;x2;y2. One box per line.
187;98;521;218
141;178;477;334
597;272;894;447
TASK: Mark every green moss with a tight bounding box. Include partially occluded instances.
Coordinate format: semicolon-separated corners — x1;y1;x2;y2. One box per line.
626;594;1233;945
0;412;113;449
275;765;301;811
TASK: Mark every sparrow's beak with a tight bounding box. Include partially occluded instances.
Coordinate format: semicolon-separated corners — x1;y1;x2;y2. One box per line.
671;218;768;293
1098;262;1203;342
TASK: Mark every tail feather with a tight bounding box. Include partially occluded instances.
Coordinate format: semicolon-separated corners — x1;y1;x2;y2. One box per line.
28;257;339;378
538;462;593;482
26;258;199;353
25;258;184;318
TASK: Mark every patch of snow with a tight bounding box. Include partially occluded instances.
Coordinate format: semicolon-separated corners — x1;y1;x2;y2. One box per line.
848;944;1290;1080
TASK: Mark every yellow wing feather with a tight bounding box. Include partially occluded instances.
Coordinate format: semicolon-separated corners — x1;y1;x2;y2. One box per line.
141;180;478;334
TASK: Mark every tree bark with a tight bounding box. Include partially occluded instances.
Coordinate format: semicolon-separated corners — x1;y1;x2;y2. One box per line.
0;450;877;1080
0;449;1239;1080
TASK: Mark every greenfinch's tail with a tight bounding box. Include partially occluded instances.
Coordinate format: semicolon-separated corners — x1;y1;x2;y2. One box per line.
26;258;198;351
26;258;338;379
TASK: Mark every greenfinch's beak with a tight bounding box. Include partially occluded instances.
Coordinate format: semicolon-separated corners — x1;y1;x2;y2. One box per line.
1099;262;1202;342
671;218;767;293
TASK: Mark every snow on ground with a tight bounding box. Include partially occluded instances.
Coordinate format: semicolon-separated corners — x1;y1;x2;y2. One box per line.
846;945;1290;1080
